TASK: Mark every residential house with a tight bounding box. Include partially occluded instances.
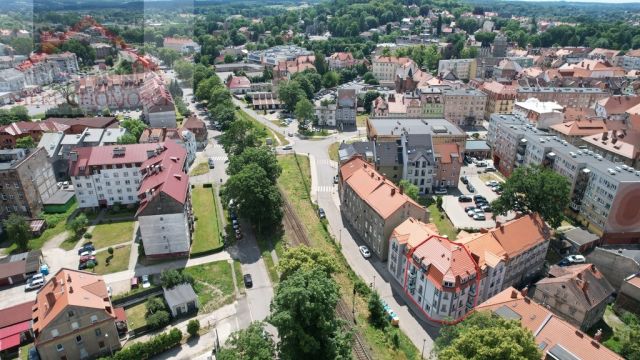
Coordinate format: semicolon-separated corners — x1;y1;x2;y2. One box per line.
617;49;640;72
457;214;551;299
372;56;412;86
480;81;517;120
433;143;462;188
316;89;357;128
163;37;201;54
136;140;192;259
226;75;251;95
387;218;480;323
274;55;315;82
594;95;640;122
0;301;35;357
532;264;615;331
180;116;207;149
586;247;640;289
561;227;601;254
328;52;357;69
442;88;487;127
338;157;429;260
512;98;564;129
163;284;198;317
437;59;477;81
476;287;623;360
0;148;57;221
32;269;121;360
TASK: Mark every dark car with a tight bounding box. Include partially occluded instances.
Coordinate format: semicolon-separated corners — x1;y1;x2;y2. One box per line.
78;259;97;270
464;206;476;213
460;176;468;184
458;195;472;203
473;195;486;202
77;243;95;255
318;208;326;219
466;183;475;193
243;274;253;288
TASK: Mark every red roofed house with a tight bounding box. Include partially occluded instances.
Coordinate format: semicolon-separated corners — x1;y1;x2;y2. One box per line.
476;287;623;360
339;156;429;260
274;55;316;83
328;52;357;69
136;140;192;259
180;115;207;148
433;142;463;188
226;75;251;95
32;269;121;360
388;217;480;323
0;301;35;357
0;117;117;149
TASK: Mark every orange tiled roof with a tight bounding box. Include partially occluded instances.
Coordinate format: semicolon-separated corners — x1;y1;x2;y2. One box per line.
374;56;411;64
476;287;623;360
32;269;114;337
433;143;461;164
597;95;640;115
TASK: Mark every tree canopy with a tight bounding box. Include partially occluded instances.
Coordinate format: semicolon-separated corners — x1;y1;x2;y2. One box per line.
4;214;31;251
277;245;337;281
227;146;281;183
491;165;570;228
435;312;541;360
217;322;276;360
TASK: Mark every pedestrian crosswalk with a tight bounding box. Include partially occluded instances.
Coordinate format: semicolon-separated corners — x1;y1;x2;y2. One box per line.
209;156;228;161
314;185;335;193
316;159;338;168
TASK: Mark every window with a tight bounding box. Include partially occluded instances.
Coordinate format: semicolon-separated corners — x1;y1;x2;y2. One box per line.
90;315;98;323
76;335;83;344
51;329;59;337
71;322;79;330
95;328;102;336
56;344;64;352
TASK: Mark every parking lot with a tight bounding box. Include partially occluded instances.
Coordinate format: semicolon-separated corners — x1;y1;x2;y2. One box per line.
441;166;515;230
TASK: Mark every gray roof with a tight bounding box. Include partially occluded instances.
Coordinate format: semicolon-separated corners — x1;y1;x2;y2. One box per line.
375;142;400;166
406;134;435;163
338;141;375;162
43;190;75;205
100;128;127;144
0;149;27;171
368;118;465;137
60;133;85;145
38;132;64;157
465;140;490;151
562;227;599;247
517;87;606;94
597;246;640;263
82;128;104;143
547;344;581;360
163;283;197;308
442;88;486;97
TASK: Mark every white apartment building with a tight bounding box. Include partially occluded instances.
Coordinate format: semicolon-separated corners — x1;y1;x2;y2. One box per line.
68;143;164;208
513;98;564;129
437;59;477;80
372;56;412;84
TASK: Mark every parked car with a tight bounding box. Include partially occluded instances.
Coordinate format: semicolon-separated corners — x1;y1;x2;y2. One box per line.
78;260;97;270
78;243;95;255
318;208;326;219
141;275;151;288
485;180;499;187
467;210;476;217
79;255;97;264
561;255;586;265
466;184;476;193
359;245;371;259
458;195;472;203
208;158;215;169
473;213;486;221
25;278;45;291
235;229;243;239
473;195;486;202
334;175;339;184
485;166;496;172
243;274;253;288
434;187;447;195
29;273;45;283
230;211;237;221
232;219;240;230
460;176;468;184
481;205;493;212
464;206;476;213
476;161;487;167
282;145;293;151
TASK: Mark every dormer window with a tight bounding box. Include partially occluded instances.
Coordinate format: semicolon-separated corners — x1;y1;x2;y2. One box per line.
443;281;455;288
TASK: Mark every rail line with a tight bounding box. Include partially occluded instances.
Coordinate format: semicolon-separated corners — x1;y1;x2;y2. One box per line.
279;190;373;360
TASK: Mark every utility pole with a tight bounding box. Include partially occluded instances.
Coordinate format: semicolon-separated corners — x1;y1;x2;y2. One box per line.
421;338;426;359
352;285;356;324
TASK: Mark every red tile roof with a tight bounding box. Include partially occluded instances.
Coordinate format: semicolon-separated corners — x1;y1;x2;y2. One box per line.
434;143;461;164
0;301;35;329
226;75;251;89
69;143;161;176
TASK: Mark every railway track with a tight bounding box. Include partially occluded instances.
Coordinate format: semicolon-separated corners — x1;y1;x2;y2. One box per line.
280;190;373;360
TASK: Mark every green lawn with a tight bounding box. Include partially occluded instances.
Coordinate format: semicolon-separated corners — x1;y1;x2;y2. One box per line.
59;233;83;251
328;142;340;162
183;261;236;312
84;207;136;222
427;203;458;240
255;231;282;285
356;114;368;127
191;186;223;255
233;260;245;294
236;108;289;146
93;245;131;275
124;302;147;331
190;162;210;176
278;154;420;359
90;221;135;249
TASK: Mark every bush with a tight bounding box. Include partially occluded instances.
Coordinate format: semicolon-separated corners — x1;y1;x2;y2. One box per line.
391;331;400;349
108;247;114;255
368;291;386;329
160;269;194;289
187;319;200;337
83;232;93;239
146;296;167;316
105;328;182;360
146;310;171;329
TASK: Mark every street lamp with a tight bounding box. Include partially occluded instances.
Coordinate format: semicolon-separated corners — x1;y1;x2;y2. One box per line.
105;333;113;356
421;338;426;359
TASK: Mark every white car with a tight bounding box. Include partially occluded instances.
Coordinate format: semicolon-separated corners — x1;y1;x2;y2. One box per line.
29;273;45;283
359;245;371;259
485;180;499;187
142;275;151;288
566;255;586;264
282;145;293;151
25;278;44;291
80;250;97;257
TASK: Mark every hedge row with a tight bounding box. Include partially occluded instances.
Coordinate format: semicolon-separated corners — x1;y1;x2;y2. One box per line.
100;328;182;360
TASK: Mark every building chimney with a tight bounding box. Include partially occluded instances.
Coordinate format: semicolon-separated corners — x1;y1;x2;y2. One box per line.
391;188;396;196
45;292;56;309
399;185;404;195
52;276;58;287
594;329;603;342
521;287;529;297
495;220;501;228
510;289;518;299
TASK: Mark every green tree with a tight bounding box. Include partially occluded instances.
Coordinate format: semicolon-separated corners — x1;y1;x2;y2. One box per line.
195;76;222;101
119;118;147;139
157;48;181;67
146;310;170;329
173;59;194;82
620;324;640;360
435;312;541;360
368;290;386;329
227;146;282;183
209;87;232;106
105;55;114;67
11;37;33;56
116;133;138;144
224;54;235;63
294;98;315;130
491;165;570;228
187;319;200;337
16;136;35;149
160;269;194;289
3;214;30;251
314;52;328;75
277;246;337;281
66;213;88;236
475;32;497;47
362;91;381;113
269;269;351;360
322;71;340;88
277;80;305;113
10;106;29;121
217;322;276;360
363;72;378;85
219;118;263;156
398;179;419;201
146;296;167;315
223;164;282;232
210;104;236;129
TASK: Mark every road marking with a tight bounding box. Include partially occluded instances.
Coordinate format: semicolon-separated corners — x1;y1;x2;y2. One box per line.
209;156;228;161
314;185;335;193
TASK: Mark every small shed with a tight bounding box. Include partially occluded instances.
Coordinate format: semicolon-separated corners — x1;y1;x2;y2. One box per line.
562;227;600;253
28;219;47;237
464;140;491;159
42;190;76;214
163;284;198;317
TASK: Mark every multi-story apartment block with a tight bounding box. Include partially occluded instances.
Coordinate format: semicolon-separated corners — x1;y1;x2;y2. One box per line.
316;89;357;128
619;49;640;72
247;45;313;66
339;157;428;260
136;140;193;259
513;98;564;129
372;56;412;85
401;134;436;194
517;87;608;108
420;87;444;118
480;81;517;120
458;214;551;299
489;120;640;243
594;95;640;122
433;142;462;188
0;148;57;220
532;264;615;331
68;143;166;208
32;269;121;360
370;89;444;119
437;59;477;81
442;88;487;126
367;117;467;148
388;218;480;323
